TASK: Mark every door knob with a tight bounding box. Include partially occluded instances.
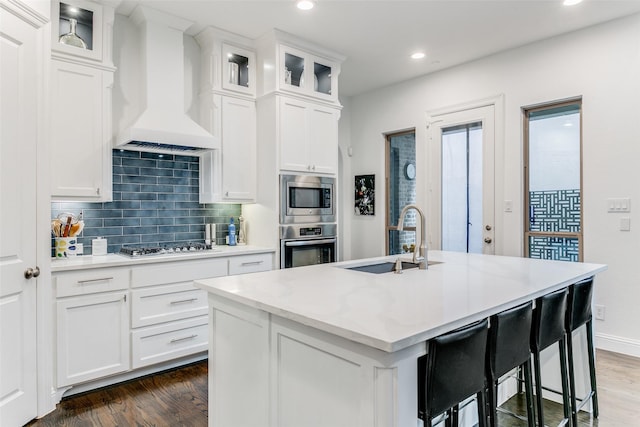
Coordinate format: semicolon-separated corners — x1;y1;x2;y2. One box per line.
484;237;492;244
24;266;40;279
485;225;492;231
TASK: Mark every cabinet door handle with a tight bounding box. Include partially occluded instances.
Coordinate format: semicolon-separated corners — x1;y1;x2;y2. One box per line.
241;261;264;266
96;187;101;195
77;277;113;284
170;334;198;343
170;298;199;305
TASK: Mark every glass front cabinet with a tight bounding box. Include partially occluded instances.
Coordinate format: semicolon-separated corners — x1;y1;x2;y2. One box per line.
52;0;105;62
279;45;339;102
222;43;256;96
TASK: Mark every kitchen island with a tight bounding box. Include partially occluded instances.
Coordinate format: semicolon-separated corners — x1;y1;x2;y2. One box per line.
194;251;606;427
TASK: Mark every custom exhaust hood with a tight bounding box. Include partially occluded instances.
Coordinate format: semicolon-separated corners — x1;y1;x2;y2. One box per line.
115;6;219;154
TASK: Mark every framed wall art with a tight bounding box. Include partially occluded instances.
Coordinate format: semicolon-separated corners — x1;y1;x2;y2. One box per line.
355;174;375;215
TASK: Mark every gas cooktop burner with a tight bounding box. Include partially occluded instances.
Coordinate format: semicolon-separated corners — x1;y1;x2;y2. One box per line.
119;243;209;257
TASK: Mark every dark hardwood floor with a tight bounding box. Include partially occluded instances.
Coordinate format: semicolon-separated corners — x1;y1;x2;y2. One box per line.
26;361;207;427
26;350;640;426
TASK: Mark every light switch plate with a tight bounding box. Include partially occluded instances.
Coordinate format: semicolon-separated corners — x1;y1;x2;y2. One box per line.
607;197;631;212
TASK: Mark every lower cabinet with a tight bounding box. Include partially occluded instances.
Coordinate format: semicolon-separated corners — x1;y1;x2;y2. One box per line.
53;252;274;394
131;316;209;369
56;290;129;387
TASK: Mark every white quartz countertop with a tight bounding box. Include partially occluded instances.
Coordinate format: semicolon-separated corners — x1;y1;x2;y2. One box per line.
51;245;275;272
194;251;607;353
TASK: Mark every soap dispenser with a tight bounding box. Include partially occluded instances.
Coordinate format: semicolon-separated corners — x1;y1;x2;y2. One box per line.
228;217;236;246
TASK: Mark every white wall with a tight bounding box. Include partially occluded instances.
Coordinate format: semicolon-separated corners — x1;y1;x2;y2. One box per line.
345;13;640;356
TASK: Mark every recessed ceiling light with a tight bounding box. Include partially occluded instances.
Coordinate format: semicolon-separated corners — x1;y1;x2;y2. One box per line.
297;0;314;10
411;52;426;60
563;0;583;6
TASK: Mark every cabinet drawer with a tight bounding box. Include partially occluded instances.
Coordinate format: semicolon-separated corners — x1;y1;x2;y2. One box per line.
131;283;208;328
55;267;129;298
228;253;273;275
131;258;227;288
131;317;208;369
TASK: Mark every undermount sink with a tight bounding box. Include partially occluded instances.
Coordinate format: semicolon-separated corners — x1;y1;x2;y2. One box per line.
345;260;441;274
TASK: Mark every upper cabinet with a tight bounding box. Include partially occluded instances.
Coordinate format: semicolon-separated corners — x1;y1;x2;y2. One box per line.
196;28;257;203
197;27;257;98
279;45;338;103
51;0;112;66
222;43;256;97
50;0;115;201
256;29;345;105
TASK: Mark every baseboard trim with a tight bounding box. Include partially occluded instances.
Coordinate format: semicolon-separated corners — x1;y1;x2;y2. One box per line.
595;332;640;358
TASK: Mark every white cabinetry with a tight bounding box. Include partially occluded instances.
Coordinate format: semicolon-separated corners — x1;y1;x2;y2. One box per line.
197;28;257;203
228;252;273;275
256;30;344;104
50;0;115;201
130;258;227;369
278;44;339;103
55;267;129;387
200;96;257;202
279;97;339;174
53;251;273;395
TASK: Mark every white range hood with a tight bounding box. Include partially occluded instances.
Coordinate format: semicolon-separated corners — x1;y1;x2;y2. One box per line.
116;6;219;154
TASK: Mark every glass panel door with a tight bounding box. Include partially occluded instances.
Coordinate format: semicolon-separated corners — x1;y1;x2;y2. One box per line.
429;104;495;254
524;100;582;261
441;122;483;253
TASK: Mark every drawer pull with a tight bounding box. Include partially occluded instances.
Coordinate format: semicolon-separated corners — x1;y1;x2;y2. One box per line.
77;277;113;284
170;334;198;343
240;261;264;266
170;298;199;305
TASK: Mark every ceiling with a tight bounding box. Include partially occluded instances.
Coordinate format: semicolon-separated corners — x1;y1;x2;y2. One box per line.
114;0;640;97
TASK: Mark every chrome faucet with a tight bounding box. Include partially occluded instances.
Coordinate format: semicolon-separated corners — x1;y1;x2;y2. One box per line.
397;204;428;269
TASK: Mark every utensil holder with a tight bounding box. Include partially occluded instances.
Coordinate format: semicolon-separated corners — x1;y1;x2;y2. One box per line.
55;237;78;258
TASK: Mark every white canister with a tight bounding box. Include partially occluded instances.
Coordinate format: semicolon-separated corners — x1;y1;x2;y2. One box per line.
92;237;108;256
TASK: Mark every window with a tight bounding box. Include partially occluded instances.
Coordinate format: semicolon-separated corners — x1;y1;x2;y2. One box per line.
523;99;582;261
385;130;416;255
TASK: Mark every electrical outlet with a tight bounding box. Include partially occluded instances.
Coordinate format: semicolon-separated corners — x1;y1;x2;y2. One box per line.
595;304;605;321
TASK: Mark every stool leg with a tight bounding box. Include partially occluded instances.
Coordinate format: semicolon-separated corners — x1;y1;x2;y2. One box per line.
586;319;599;418
559;337;572;426
533;349;545;427
476;391;487;427
523;360;536;427
487;379;498;427
566;328;578;427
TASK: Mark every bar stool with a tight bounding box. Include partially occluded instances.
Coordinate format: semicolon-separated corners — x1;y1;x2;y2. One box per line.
487;301;536;427
531;288;572;427
417;318;489;427
565;277;598;426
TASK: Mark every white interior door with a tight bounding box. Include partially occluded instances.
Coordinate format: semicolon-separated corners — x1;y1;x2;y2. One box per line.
428;105;495;254
0;8;40;426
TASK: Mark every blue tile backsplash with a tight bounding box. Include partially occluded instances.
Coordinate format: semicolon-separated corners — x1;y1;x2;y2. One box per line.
51;150;241;255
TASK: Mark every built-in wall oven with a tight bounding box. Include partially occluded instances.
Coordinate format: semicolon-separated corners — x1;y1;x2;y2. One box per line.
280;174;335;224
280;224;336;269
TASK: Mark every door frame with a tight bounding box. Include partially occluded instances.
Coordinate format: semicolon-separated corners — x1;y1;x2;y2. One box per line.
426;94;505;254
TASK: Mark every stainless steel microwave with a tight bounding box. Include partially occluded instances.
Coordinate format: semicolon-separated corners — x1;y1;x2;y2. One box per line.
280;174;335;224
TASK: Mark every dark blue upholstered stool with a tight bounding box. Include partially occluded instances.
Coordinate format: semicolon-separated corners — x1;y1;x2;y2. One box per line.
417;319;489;427
565;277;599;426
487;301;536;427
531;287;572;427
